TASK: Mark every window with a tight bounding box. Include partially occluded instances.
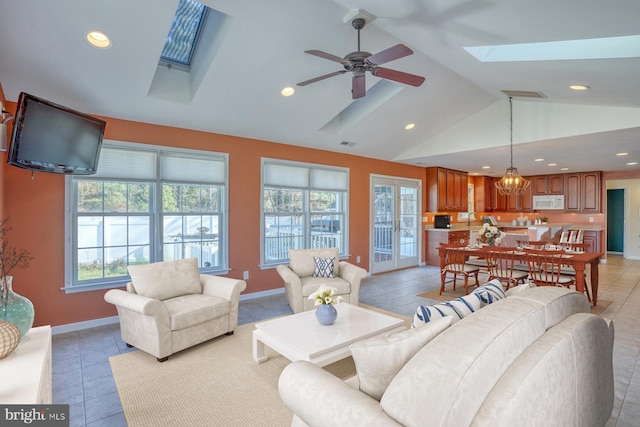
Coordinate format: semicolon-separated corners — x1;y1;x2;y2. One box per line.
160;0;208;70
65;141;228;292
261;159;349;265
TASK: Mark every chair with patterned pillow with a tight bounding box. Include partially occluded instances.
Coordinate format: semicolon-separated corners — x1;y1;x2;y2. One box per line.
276;247;367;313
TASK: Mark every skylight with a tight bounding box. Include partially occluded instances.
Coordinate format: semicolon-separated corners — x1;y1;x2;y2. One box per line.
465;35;640;62
160;0;208;70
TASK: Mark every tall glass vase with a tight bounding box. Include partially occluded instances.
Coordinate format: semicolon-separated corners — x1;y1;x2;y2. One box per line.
0;276;34;339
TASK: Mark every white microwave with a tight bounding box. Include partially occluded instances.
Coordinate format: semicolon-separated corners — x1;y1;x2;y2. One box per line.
532;195;565;210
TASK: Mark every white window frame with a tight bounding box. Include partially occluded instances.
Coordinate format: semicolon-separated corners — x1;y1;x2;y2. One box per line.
64;140;229;293
260;158;349;267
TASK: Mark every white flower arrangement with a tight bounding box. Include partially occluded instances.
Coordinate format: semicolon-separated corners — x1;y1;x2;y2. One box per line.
479;223;502;246
308;284;344;306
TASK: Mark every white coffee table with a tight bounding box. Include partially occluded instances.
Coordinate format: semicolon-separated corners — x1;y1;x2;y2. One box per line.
252;303;406;367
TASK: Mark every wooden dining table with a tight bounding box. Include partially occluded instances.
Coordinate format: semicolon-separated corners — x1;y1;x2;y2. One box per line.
438;246;604;306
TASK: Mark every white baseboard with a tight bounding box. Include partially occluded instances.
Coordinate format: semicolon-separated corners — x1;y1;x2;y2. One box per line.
240;287;284;301
51;315;120;335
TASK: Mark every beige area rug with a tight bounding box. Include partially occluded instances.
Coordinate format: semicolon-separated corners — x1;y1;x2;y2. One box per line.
417;289;612;315
110;305;410;427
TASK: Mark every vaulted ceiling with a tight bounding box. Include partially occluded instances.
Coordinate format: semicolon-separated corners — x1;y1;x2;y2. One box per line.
1;0;639;176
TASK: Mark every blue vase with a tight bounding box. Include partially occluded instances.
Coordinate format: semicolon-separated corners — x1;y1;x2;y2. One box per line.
315;304;337;325
0;276;34;340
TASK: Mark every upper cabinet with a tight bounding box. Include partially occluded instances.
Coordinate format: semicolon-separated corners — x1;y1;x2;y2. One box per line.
532;174;564;195
565;172;602;212
427;167;468;212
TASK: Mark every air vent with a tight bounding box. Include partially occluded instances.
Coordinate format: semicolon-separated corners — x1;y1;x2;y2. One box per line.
501;90;547;99
340;141;356;147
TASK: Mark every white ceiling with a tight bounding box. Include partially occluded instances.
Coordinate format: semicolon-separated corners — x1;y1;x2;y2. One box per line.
1;0;640;176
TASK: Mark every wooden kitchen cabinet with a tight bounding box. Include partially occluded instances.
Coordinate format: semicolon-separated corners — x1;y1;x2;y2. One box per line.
565;172;602;212
427;167;468;212
474;176;495;212
532;174;564;195
582;230;601;254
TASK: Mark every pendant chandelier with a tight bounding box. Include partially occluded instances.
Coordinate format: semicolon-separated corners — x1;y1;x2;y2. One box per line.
495;97;530;196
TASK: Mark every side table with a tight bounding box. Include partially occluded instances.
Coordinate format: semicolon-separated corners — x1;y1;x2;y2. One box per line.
0;325;52;404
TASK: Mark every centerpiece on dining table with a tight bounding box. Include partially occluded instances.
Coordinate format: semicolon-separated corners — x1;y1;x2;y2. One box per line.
479;223;502;246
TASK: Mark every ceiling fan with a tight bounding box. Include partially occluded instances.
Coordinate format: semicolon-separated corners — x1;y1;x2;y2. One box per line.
297;17;426;99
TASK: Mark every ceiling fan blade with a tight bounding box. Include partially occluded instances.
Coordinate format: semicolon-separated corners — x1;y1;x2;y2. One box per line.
371;67;426;87
352;75;366;99
297;70;347;87
365;44;413;66
304;50;352;66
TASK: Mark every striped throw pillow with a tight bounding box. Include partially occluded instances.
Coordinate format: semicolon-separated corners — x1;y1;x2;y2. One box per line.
412;293;483;327
473;279;506;304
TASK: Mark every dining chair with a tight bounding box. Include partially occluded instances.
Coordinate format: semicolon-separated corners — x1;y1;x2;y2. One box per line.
485;247;529;290
439;243;480;295
523;248;590;302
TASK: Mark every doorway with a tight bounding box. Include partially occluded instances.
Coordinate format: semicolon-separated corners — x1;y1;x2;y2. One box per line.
607;188;625;254
370;176;421;274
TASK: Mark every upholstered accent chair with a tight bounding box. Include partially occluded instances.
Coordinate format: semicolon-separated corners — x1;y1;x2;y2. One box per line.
104;258;246;362
276;247;367;313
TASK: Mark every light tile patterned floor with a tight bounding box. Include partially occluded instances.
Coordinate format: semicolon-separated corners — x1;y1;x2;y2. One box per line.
51;255;640;426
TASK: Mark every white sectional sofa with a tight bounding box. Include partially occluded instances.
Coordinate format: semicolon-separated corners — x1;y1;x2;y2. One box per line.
279;286;615;427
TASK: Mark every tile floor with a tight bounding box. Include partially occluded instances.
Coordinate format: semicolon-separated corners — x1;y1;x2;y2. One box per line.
51;255;640;426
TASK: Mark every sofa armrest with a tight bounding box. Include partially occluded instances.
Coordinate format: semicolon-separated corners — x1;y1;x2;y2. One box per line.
104;289;164;316
277;264;304;313
338;261;367;305
200;275;247;301
279;361;401;427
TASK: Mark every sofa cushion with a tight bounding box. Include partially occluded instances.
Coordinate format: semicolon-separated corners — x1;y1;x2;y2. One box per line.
289;248;340;277
350;317;452;401
505;282;536;297
128;258;202;301
164;294;229;331
312;256;335;278
301;276;350;297
412;293;483;327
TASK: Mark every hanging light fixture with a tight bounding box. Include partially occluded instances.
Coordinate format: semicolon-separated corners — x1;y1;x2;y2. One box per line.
495;97;530;196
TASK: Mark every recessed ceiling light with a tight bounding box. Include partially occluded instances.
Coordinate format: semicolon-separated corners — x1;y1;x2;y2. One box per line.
86;30;111;48
482;166;491;169
281;87;295;97
561;167;569;171
405;123;415;130
570;85;590;91
548;163;557;167
534;158;544;162
627;162;638;166
616;152;629;156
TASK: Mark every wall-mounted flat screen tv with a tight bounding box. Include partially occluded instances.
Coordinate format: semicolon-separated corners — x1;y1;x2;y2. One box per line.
8;92;106;175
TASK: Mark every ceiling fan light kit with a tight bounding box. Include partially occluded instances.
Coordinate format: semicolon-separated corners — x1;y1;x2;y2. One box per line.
495;97;530;196
297;14;425;99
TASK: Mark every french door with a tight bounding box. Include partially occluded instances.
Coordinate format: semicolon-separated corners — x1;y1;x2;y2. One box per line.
370;176;421;274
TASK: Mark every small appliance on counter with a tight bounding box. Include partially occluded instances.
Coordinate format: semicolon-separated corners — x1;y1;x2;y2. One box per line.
434;215;451;229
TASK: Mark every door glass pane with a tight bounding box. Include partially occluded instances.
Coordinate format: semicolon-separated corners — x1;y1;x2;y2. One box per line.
399;186;418;259
374;184;394;263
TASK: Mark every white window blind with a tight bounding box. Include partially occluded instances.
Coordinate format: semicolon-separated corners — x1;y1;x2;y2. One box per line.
264;160;348;190
92;147;156;180
161;154;226;183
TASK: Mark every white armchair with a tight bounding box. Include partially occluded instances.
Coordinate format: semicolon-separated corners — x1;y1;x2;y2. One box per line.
104;258;246;362
276;248;367;313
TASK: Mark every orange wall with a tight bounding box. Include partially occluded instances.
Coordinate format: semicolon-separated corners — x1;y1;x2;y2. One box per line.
0;102;427;327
